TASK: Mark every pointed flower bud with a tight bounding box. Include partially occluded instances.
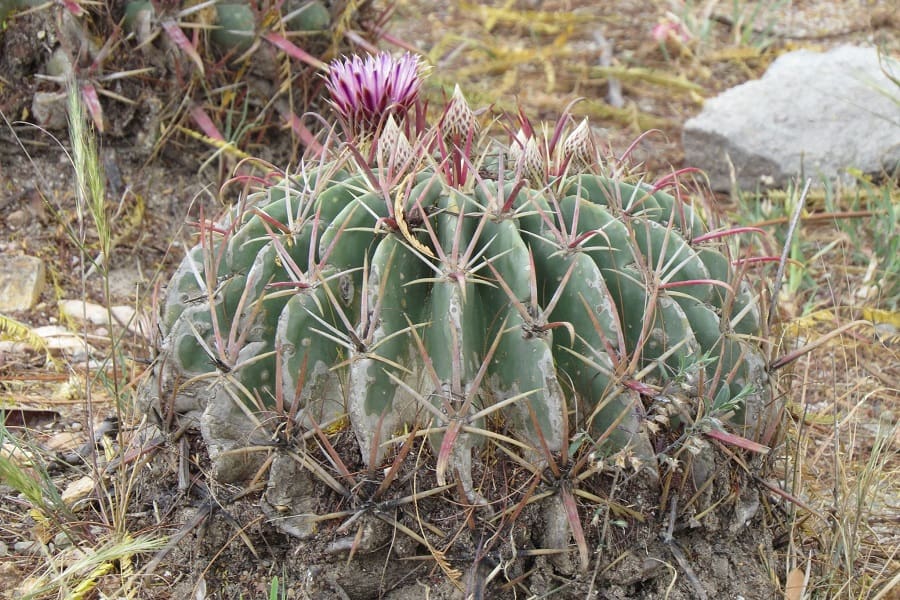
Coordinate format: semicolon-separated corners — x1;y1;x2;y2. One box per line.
507;128;527;168
377;115;414;174
325;52;425;138
521;137;545;186
561;117;595;174
441;84;478;143
509;129;544;186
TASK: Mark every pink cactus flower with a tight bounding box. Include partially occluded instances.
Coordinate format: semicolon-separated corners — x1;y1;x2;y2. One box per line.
325;52;425;137
651;18;691;45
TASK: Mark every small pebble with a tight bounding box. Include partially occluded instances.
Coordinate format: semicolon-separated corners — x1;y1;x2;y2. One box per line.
53;531;73;549
13;540;40;555
6;209;29;229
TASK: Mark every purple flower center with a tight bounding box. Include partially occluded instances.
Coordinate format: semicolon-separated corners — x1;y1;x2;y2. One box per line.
325;52;424;136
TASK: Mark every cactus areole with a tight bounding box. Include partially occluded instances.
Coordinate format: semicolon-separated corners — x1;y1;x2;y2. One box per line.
142;53;772;499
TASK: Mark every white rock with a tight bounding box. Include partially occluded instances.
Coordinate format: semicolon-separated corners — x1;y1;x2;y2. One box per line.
30;325;97;359
0;255;45;312
684;46;900;192
58;299;111;326
58;299;146;337
61;475;96;509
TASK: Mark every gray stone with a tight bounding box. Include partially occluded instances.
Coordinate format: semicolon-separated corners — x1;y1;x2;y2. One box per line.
684;46;900;192
13;540;41;555
106;267;147;300
31;91;69;131
5;209;30;230
53;531;74;550
261;454;319;539
0;255;45;312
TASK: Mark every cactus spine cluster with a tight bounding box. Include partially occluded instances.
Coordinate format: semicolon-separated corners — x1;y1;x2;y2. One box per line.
143;53;770;499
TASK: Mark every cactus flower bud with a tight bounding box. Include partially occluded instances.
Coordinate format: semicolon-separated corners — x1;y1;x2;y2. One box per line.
561;117;595;174
510;129;545;186
377;114;414;173
441;84;478;143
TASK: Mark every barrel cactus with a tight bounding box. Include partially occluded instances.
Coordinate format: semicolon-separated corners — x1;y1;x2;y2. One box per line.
141;52;775;588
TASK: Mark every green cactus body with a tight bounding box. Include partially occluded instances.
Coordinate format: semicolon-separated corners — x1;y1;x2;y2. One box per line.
212;3;256;52
169;305;217;375
564;175;706;240
426;191;485;393
162;245;211;331
512;192;648;452
209;0;331;53
419;191;490;488
285;0;331;31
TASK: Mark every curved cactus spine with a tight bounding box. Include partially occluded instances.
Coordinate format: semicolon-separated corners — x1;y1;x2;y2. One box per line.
478;213;566;456
226;192;295;272
613;267;701;380
347;234;429;466
242;225;318;325
421;191;489;489
162;245;214;332
696;245;761;335
513;193;650;453
163;266;248;376
672;295;767;428
630;219;713;302
557;194;632;272
564;175;706;240
276;269;351;421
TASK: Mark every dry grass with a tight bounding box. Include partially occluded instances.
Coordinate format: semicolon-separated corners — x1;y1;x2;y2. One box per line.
756;182;899;599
